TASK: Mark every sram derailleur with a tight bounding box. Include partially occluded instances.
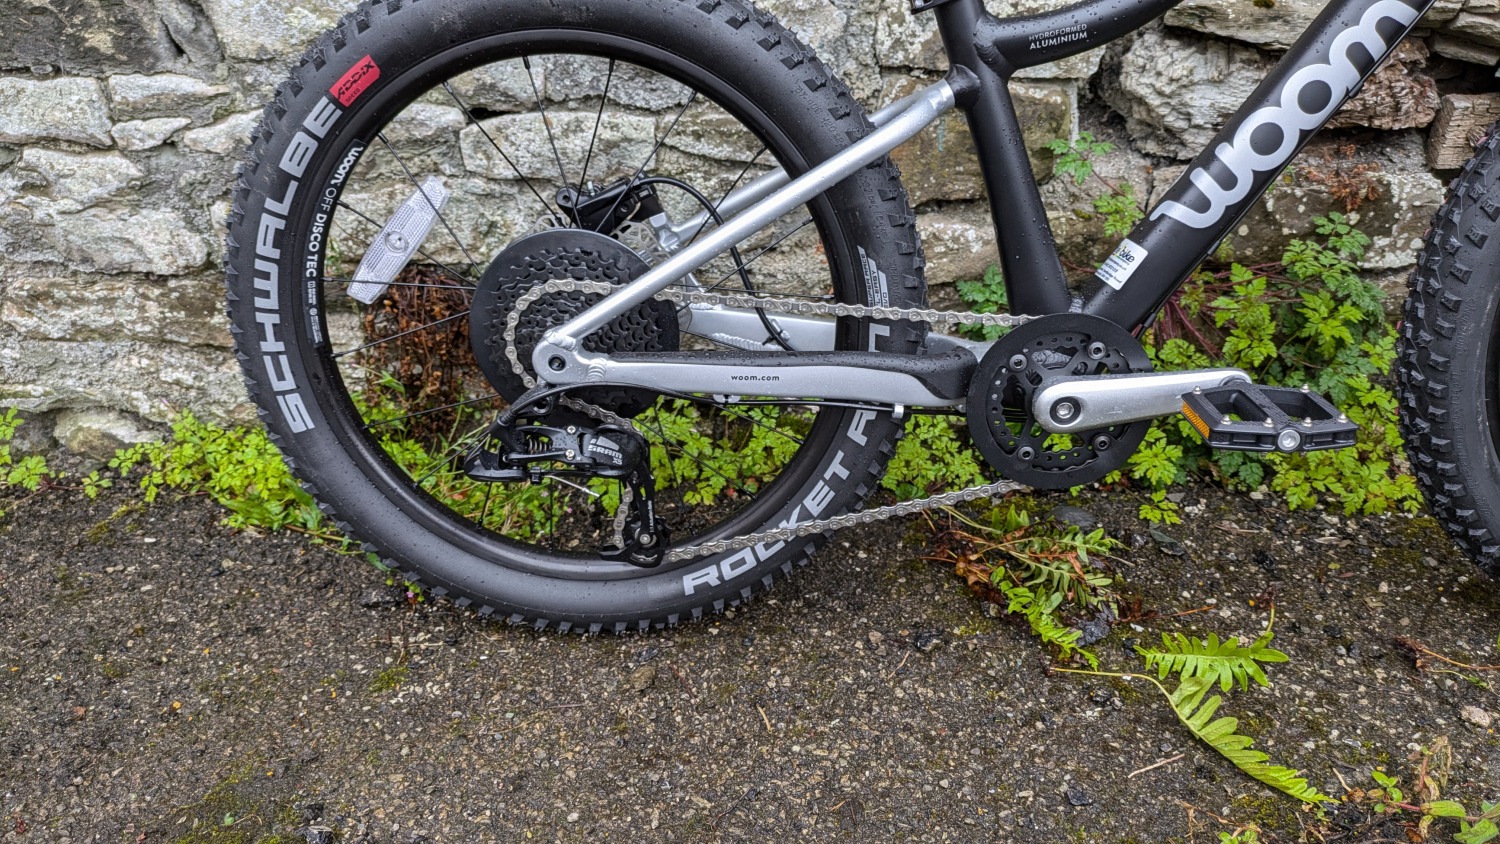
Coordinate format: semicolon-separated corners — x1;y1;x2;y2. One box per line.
463;415;671;567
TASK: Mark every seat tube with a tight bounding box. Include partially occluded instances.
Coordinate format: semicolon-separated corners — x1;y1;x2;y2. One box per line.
933;0;1072;316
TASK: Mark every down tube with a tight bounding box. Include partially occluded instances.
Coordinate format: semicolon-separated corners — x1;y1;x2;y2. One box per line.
1081;0;1434;329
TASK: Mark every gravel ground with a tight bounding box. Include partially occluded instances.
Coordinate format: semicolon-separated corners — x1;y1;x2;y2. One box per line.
1;482;1497;843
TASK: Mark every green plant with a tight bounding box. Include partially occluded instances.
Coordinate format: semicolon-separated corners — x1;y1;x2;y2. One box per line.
1340;740;1500;843
1056;611;1334;806
1129;213;1421;516
954;264;1011;341
1046;132;1145;238
945;503;1117;667
882;415;988;497
110;410;325;534
1136;625;1288;691
0;408;58;518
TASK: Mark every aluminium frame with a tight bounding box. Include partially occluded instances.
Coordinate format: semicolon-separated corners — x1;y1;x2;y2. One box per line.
530;0;1435;407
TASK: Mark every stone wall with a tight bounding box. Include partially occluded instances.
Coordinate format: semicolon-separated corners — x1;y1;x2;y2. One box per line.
1;0;1496;455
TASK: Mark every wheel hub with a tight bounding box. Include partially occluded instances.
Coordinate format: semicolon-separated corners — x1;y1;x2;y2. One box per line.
965;314;1152;489
470;228;679;417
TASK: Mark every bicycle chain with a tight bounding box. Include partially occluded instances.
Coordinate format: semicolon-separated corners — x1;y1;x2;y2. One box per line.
501;277;1033;563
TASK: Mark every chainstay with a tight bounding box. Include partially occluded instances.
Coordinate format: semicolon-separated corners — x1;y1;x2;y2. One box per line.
500;277;1033;564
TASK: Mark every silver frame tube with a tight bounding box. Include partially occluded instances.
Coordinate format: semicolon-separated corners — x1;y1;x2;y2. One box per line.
535;79;956;359
666;89;929;242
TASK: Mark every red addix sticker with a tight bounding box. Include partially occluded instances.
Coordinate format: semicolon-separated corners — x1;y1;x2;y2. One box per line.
331;55;380;107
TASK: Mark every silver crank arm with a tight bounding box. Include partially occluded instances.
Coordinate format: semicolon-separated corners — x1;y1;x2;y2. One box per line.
1032;369;1251;433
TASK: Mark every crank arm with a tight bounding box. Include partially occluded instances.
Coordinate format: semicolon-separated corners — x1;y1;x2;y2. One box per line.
1031;369;1251;433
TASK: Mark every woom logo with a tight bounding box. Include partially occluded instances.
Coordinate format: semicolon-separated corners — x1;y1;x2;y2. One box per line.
331;55;380;107
1152;0;1419;229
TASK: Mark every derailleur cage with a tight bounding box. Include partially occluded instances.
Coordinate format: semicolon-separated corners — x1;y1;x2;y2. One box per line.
462;416;670;567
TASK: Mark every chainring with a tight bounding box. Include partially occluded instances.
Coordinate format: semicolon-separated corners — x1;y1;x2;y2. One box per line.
470;229;679;418
966;313;1151;490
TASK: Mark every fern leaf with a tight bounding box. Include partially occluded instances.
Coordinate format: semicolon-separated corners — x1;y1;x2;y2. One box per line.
1138;630;1288;691
1167;677;1335;805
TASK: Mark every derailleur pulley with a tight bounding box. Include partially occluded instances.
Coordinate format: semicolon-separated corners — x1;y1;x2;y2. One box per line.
463;416;670;567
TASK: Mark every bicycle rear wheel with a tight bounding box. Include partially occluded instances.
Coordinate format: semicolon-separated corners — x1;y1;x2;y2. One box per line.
224;0;928;628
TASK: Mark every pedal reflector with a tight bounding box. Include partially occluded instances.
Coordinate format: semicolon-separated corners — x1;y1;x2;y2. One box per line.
1179;383;1357;453
347;175;451;304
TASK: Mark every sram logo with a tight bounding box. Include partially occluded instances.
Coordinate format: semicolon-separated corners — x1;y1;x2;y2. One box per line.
331;55;380;107
1152;0;1419;229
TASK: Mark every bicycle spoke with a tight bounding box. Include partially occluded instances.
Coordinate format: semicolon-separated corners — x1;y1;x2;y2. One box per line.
685;146;769;248
523;56;571;200
376;132;482;269
443;80;561;221
362;393;501;431
704;215;816;293
320;276;477;292
410;422;489;488
640;412;754;500
578;58;616;195
593;91;700;233
716;404;805;447
332;310;468;360
336;201;477;286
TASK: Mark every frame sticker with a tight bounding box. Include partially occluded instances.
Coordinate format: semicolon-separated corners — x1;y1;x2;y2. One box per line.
1096;238;1148;290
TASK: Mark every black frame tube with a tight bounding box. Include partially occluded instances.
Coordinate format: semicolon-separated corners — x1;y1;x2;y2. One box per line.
926;0;1433;330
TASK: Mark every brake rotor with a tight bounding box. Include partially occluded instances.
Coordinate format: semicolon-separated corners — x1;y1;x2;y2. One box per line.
470;228;679;418
966;314;1151;489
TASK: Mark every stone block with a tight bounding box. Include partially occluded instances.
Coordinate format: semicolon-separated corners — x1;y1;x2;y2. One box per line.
919;207;1001;292
0;336;250;426
1446;10;1500;45
0;0;219;75
49;209;211;276
107;73;231;124
181;111;260;156
882;77;1073;206
52;409;160;458
1327;39;1438;131
1164;0;1326;50
112;117;193;151
0;77;113;148
2;275;229;347
1104;26;1272;160
1198;134;1442;269
1431;33;1500;64
0;149;145;213
1427;93;1500;169
196;0;345;61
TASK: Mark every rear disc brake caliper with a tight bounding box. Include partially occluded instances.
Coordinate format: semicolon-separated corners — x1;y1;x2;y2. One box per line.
463;418;670;567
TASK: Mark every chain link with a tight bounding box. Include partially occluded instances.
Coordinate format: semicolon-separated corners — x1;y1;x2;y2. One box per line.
499;276;1031;563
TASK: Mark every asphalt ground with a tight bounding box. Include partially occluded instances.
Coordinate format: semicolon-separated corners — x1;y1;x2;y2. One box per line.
1;482;1497;843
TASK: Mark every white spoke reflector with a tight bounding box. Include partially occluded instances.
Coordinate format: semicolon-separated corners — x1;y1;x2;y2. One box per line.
347;175;452;304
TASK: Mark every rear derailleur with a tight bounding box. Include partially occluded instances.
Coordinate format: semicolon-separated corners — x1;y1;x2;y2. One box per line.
463;412;670;568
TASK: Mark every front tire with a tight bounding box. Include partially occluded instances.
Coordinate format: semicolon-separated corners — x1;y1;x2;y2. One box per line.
1399;123;1500;579
224;0;928;629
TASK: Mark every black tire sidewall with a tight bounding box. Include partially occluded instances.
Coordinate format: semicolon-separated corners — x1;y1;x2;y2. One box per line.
226;0;926;626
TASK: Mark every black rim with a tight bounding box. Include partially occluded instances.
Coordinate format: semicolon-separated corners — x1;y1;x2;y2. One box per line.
287;30;871;580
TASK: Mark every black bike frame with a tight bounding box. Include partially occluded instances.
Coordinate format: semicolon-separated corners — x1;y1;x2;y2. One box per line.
925;0;1434;328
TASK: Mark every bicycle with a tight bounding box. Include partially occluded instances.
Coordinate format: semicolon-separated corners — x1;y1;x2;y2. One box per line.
224;0;1484;630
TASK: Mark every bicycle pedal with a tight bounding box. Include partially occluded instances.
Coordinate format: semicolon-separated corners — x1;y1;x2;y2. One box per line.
1179;383;1357;453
